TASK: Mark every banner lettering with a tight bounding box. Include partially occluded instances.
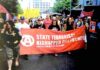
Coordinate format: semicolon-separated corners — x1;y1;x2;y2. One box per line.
20;26;85;55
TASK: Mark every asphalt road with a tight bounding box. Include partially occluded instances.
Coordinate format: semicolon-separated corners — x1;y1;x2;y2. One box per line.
0;44;99;70
0;46;86;70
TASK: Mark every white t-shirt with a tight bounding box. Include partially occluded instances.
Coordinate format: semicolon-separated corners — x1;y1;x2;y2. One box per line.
15;22;30;30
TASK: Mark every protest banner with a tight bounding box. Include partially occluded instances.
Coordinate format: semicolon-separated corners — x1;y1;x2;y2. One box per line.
20;26;85;55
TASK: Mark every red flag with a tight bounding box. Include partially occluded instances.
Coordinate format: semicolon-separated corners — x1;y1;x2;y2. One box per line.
80;11;93;17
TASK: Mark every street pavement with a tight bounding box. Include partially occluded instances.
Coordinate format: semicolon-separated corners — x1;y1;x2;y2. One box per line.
0;46;99;70
0;46;85;70
1;49;75;70
0;48;8;70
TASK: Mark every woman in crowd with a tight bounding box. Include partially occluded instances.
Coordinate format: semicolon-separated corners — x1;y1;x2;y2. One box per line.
63;17;74;31
56;16;62;30
44;15;52;29
1;21;21;70
48;17;61;56
30;18;46;57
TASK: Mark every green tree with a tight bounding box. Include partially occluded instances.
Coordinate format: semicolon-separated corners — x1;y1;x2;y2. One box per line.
53;0;71;13
16;3;23;15
0;0;23;16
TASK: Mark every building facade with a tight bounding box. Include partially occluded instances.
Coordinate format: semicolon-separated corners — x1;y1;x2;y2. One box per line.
19;0;55;13
33;0;55;13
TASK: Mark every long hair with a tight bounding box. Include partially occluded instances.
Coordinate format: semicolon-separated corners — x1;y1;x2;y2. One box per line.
3;20;15;33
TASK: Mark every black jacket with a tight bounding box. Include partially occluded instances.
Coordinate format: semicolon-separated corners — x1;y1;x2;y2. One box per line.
1;28;22;49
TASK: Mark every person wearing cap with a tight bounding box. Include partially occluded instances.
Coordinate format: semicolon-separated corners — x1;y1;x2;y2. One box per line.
15;16;30;30
14;16;30;60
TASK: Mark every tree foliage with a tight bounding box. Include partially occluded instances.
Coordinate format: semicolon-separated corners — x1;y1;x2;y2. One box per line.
53;0;71;13
16;3;23;15
0;0;23;16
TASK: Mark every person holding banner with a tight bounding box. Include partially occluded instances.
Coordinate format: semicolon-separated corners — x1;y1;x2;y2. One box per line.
31;18;46;57
44;15;52;29
31;18;45;29
48;17;60;31
63;17;74;31
15;16;30;30
15;16;30;60
1;21;21;70
48;18;61;56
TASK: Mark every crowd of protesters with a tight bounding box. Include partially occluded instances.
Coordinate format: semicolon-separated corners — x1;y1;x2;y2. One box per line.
0;13;100;70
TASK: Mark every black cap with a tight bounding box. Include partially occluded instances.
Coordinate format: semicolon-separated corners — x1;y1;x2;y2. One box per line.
20;16;25;20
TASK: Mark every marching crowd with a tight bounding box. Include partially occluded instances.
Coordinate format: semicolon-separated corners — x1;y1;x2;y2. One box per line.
0;14;100;70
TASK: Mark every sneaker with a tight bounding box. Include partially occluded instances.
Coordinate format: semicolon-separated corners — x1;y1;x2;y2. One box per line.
8;68;11;70
68;52;71;54
0;49;2;52
55;54;58;56
15;60;19;67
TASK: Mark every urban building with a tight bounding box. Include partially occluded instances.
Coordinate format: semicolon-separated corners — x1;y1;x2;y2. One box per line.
19;0;55;13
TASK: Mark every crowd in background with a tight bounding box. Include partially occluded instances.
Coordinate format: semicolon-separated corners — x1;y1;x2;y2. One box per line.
0;13;100;70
